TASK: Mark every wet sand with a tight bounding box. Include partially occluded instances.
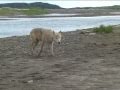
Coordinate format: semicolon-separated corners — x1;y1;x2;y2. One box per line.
0;26;120;90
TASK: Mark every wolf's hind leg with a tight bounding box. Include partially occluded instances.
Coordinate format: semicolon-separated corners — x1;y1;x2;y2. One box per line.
31;40;38;55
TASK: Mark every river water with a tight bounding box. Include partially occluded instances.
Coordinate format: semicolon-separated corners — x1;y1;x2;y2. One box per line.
0;16;120;37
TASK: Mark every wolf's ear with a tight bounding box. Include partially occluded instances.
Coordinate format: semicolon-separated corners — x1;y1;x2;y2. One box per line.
59;31;62;33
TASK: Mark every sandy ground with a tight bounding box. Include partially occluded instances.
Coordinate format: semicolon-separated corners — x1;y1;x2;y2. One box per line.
0;26;120;90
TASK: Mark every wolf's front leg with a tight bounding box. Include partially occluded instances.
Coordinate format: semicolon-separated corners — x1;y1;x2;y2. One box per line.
51;42;54;56
31;41;38;55
38;41;44;56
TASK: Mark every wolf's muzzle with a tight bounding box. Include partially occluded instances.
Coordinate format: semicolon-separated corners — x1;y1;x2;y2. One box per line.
58;42;61;44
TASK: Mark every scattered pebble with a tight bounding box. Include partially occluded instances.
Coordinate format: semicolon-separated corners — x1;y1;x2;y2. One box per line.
88;33;96;35
27;80;33;83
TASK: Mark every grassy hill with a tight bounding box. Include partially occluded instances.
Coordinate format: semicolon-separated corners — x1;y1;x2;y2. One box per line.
0;2;61;9
0;2;62;16
0;4;120;16
0;7;48;16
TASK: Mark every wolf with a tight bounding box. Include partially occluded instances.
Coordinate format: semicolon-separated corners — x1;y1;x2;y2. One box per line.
30;28;62;56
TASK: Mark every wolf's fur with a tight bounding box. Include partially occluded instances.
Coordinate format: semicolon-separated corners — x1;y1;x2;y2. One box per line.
30;28;62;56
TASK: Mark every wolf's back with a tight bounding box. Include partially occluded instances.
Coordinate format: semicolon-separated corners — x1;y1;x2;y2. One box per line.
30;28;43;41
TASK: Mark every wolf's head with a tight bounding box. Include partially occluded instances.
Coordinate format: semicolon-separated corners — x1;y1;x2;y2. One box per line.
54;31;62;44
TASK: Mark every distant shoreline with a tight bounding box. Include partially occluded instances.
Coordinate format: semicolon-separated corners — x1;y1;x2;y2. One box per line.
0;14;120;18
0;8;120;18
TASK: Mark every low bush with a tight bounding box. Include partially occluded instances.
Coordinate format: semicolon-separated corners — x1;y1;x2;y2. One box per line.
93;25;113;33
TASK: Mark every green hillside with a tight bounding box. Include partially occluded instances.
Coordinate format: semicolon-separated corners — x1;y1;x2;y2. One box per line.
0;7;48;16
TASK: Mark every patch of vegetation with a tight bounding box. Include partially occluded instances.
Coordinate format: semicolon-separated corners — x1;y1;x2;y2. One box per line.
0;7;48;16
100;5;120;10
93;25;113;33
21;8;48;15
0;7;17;15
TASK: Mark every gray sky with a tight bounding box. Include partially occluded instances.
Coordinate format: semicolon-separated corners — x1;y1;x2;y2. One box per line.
0;0;120;8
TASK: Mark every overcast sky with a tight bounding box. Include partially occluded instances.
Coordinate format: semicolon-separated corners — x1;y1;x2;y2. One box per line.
0;0;120;8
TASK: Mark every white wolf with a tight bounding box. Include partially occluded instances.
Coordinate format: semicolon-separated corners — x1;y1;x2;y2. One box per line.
30;28;62;56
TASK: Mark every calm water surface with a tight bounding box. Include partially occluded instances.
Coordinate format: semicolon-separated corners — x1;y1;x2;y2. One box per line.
0;16;120;38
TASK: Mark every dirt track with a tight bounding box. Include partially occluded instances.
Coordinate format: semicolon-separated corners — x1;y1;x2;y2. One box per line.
0;27;120;90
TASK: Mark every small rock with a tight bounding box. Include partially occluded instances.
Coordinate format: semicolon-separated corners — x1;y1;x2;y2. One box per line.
27;80;33;83
79;31;85;34
88;33;96;35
